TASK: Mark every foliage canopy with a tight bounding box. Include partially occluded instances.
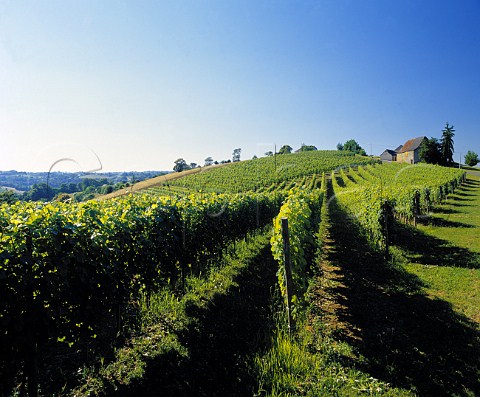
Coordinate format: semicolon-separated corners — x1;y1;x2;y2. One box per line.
464;150;479;167
339;139;367;156
440;122;455;165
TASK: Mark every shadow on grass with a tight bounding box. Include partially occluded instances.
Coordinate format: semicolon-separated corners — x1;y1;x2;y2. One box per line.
450;195;474;202
327;202;480;396
447;201;474;207
394;222;479;269
463;178;480;187
116;244;278;397
334;174;346;188
429;207;461;215
454;191;476;198
417;216;475;228
441;179;479;207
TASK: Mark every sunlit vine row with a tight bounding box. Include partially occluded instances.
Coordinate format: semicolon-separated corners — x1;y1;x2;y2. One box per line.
332;163;466;249
167;151;377;193
0;191;283;371
270;183;326;313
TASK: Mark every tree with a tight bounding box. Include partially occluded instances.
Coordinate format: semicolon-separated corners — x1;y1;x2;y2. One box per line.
465;151;479;167
204;157;214;166
336;143;344;151
440;122;455;166
419;137;442;164
173;158;189;172
232;148;241;162
252;155;258;160
101;185;114;194
297;143;317;152
23;183;51;201
0;190;18;204
189;162;198;169
278;145;293;154
342;139;366;156
264;151;274;157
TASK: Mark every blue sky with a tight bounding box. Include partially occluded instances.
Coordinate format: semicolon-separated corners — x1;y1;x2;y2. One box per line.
1;0;479;172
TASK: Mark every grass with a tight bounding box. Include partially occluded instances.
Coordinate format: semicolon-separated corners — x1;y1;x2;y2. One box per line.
254;314;414;396
418;176;480;251
316;191;479;396
71;228;277;396
399;175;480;325
68;172;480;395
402;265;479;323
254;174;480;396
253;198;415;396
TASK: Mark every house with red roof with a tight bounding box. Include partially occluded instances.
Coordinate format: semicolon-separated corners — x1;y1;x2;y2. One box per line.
396;136;427;164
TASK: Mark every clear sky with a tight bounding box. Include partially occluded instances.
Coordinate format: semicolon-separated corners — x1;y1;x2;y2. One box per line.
1;0;479;172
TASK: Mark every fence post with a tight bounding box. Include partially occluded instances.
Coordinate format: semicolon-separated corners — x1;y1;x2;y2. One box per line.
382;201;390;261
281;218;294;335
413;191;420;227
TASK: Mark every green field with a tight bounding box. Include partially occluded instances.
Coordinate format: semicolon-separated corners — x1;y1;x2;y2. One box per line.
1;156;479;396
163;150;377;193
402;174;480;324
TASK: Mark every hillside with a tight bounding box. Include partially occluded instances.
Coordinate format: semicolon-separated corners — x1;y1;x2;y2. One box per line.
0;170;164;192
1;157;478;396
97;162;231;199
99;150;378;199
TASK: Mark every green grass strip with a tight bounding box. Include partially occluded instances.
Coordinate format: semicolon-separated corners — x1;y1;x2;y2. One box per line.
72;230;271;396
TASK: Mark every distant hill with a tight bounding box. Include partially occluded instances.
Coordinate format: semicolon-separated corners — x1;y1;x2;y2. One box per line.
0;170;167;192
97;164;226;199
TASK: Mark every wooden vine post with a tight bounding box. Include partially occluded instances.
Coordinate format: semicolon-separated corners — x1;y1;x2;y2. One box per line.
281;218;294;335
413;190;420;227
382;201;390;261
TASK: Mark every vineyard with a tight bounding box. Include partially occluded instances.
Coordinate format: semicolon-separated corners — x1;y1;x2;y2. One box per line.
1;150;478;396
146;150;377;194
331;163;466;252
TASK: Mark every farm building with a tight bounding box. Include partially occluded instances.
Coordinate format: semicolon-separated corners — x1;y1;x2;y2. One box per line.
396;136;427;164
379;145;403;162
380;149;397;161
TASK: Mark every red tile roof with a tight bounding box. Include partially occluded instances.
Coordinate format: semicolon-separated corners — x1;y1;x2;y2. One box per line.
398;136;426;153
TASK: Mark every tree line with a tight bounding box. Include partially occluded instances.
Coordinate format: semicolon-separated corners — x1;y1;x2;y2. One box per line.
0;179;131;203
173;142;372;174
0;172;167;203
420;122;478;167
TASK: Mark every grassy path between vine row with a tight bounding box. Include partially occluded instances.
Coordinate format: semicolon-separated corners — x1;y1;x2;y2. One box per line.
399;174;480;324
112;236;278;396
325;192;480;396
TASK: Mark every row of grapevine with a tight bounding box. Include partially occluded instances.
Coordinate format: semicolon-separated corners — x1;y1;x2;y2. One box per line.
168;151;377;193
0;191;283;391
147;166;327;199
141;184;194;197
331;163;466;250
331;177;390;250
356;163;466;220
270;179;326;313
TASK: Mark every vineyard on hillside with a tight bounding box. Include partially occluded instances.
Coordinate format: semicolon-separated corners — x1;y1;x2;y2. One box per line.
332;163;465;251
152;150;377;194
0;152;473;396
